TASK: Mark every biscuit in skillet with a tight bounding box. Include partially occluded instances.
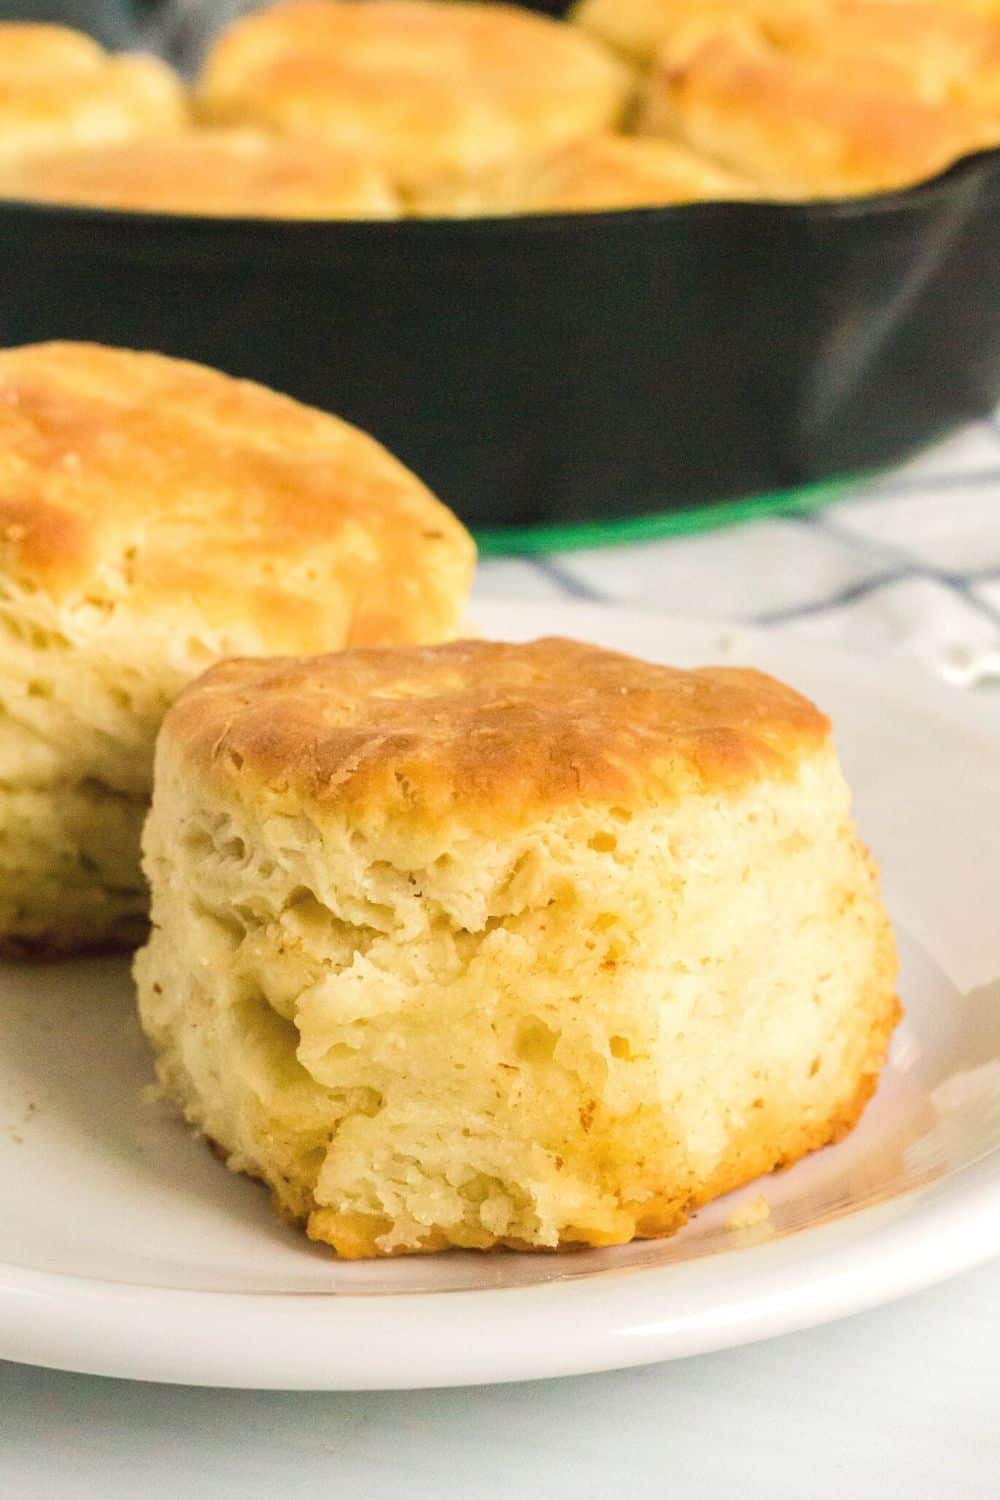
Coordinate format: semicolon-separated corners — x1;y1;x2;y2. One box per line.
0;22;186;159
197;1;633;193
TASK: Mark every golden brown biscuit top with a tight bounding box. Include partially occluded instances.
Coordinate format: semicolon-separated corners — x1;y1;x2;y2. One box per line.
198;0;632;188
576;0;1000;82
0;130;399;218
417;133;756;215
0;24;186;155
0;22;106;78
739;2;1000;118
642;24;994;196
0;342;474;650
572;0;827;61
164;637;831;833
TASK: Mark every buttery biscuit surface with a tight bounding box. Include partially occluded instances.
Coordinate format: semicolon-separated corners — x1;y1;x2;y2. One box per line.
0;22;186;158
198;0;633;190
415;133;756;215
0;130;400;218
0;342;473;956
138;637;899;1257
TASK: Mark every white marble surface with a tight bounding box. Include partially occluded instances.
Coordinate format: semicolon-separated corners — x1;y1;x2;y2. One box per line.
3;1256;999;1498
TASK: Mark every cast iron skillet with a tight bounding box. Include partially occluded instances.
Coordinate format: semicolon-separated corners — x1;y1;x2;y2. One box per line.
0;2;997;532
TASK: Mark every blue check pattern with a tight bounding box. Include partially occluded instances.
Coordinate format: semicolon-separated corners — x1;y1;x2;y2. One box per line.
476;412;1000;690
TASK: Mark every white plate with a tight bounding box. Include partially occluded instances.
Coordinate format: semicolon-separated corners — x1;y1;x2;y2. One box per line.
2;600;999;1390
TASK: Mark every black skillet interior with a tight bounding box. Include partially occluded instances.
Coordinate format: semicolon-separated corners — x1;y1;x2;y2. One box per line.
0;1;998;534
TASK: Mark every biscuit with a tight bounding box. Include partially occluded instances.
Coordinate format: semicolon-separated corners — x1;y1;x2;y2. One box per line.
716;2;1000;122
0;342;474;956
0;130;400;218
571;0;766;61
0;22;108;77
197;0;633;192
640;22;996;196
415;133;756;215
575;0;1000;85
0;23;186;158
136;637;899;1257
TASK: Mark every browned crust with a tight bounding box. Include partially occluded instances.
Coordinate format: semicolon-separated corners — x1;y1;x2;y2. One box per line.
0;26;186;151
162;636;831;837
0;922;148;963
190;984;899;1256
577;0;1000;77
234;989;903;1259
0;23;106;76
642;22;996;196
416;132;756;215
197;0;632;188
0;131;400;220
0;342;474;652
693;991;902;1210
302;1047;898;1257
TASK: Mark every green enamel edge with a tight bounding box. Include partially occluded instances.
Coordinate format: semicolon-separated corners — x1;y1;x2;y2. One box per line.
474;475;864;556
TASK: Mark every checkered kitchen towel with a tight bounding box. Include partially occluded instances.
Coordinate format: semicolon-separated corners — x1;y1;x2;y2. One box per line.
476;413;1000;692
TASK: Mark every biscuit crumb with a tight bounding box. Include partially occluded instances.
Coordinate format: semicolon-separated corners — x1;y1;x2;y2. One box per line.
727;1194;771;1231
4;1099;38;1145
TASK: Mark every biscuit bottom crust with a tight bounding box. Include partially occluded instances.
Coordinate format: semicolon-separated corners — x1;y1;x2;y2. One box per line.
137;724;899;1258
303;995;900;1258
0;928;144;962
204;1003;898;1258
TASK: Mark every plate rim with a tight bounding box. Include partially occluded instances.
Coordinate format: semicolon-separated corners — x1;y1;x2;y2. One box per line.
3;1152;999;1389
